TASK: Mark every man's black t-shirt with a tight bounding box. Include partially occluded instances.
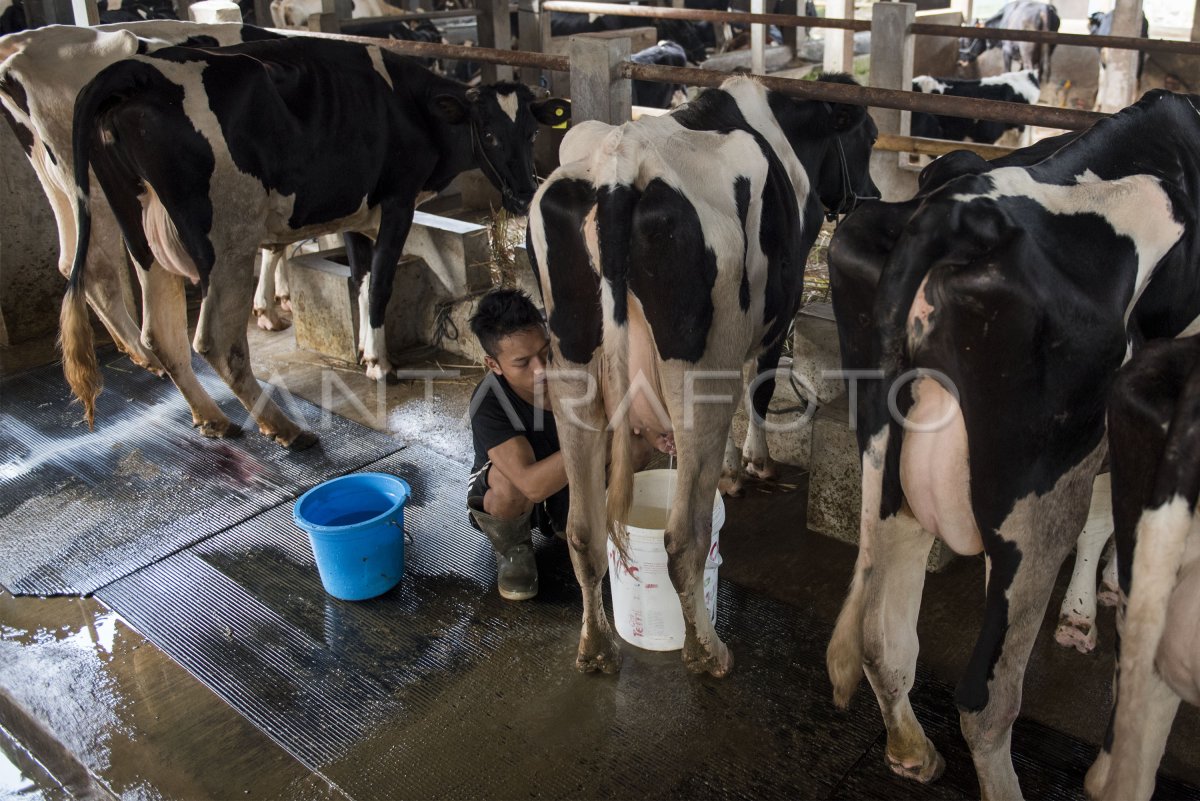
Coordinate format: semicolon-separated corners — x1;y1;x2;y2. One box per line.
469;373;569;528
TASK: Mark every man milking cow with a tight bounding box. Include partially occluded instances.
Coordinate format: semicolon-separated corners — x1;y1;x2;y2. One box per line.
466;289;661;601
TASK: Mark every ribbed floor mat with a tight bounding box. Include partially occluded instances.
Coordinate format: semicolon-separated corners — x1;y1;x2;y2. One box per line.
97;446;1197;800
0;355;403;595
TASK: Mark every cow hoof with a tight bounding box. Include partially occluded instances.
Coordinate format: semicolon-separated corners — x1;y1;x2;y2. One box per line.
364;362;391;382
718;472;744;498
254;309;291;331
576;635;621;674
280;430;319;451
682;638;733;678
277;295;292;313
886;739;945;784
129;352;166;377
197;420;242;439
743;456;779;481
1097;586;1120;607
1054;614;1097;653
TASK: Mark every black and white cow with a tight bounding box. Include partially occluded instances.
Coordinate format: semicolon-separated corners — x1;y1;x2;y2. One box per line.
631;40;687;108
824;91;1200;798
1;22;281;423
910;70;1039;144
61;35;567;447
528;73;877;675
1086;334;1200;801
1089;9;1149;79
958;0;1059;80
550;12;707;64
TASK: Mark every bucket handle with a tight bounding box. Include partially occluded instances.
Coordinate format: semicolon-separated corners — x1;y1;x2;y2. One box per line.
391;519;415;547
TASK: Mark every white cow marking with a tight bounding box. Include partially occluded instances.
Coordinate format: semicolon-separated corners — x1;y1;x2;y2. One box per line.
498;90;520;123
368;47;394;91
912;75;948;95
980;70;1041;105
953;167;1185;321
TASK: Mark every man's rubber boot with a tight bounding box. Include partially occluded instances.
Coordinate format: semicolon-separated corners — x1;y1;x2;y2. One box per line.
468;500;538;601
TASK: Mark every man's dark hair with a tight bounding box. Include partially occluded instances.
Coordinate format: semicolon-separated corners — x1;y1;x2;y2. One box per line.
469;288;545;358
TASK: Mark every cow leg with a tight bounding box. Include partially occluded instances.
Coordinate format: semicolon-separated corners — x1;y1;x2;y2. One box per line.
253;248;290;331
275;250;292;312
665;383;736;677
1098;539;1120;607
82;205;165;375
719;433;744;497
863;510;944;782
1087;524;1190;801
193;251;315;449
1056;473;1113;653
360;205;415;381
252;247;289;328
140;263;235;438
742;342;783;481
553;360;621;673
343;231;377;367
958;447;1104;800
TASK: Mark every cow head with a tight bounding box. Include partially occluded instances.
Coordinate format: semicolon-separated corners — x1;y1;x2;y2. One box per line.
655;19;707;63
958;34;987;66
433;83;570;215
772;74;879;218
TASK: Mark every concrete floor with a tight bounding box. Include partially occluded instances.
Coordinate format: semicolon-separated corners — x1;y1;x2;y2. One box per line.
1;316;1197;798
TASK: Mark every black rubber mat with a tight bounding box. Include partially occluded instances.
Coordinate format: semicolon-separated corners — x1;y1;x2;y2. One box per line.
94;445;1200;800
0;355;404;596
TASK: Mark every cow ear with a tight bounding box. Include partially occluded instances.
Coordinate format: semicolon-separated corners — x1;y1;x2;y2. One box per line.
529;97;571;127
431;94;470;125
825;101;866;133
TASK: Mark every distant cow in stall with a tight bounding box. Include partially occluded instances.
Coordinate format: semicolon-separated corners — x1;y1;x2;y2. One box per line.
0;22;282;410
1;0;26;34
631;40;688;108
549;12;708;64
910;70;1039;145
62;35;567;447
1089;9;1150;112
1086;334;1200;801
269;0;407;28
528;73;878;675
824;90;1200;798
958;0;1059;81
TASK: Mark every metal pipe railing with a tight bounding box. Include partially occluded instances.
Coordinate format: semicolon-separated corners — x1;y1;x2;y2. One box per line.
279;30;1107;130
621;61;1106;130
910;22;1200;57
276;28;571;70
874;132;1014;160
540;0;870;31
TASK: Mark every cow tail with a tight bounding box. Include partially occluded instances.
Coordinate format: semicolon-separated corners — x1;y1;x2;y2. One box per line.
59;68;111;430
596;130;639;562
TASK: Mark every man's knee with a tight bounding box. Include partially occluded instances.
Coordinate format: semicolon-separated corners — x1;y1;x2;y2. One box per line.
484;468;535;520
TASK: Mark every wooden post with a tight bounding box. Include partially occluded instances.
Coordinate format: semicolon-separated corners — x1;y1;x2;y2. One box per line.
1096;0;1144;112
26;0;97;24
570;34;631;124
518;0;551;86
868;1;917;200
823;0;854;74
750;0;766;74
477;0;514;83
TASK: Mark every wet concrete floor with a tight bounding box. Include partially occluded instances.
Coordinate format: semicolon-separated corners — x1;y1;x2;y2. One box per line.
1;321;1197;798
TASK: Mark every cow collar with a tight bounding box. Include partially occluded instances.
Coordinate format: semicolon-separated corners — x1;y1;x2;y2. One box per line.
825;135;859;224
470;118;524;211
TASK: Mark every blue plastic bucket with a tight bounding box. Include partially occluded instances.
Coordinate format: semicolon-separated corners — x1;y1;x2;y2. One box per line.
292;472;411;601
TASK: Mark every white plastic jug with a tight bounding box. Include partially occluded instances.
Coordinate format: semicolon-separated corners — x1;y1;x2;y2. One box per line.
607;469;724;651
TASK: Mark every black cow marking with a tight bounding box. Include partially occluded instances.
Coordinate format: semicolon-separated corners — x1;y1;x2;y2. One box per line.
628;178;718;363
0;100;33;157
541;178;602;365
734;175;751;311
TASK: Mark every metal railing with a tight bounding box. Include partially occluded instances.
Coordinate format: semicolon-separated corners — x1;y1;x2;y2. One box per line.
540;0;869;31
911;21;1200;57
